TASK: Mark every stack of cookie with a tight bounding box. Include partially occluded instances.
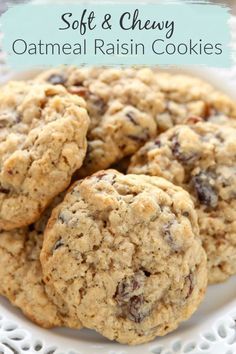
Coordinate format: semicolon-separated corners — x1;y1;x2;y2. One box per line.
0;67;235;345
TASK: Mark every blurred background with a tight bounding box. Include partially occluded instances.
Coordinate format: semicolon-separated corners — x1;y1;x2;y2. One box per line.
0;0;236;14
215;0;236;12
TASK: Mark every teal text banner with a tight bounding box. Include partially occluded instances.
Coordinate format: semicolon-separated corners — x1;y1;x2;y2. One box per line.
0;2;232;68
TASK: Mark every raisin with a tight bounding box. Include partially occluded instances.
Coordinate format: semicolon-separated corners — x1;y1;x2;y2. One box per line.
47;74;66;85
192;171;218;208
215;133;225;143
171;134;181;156
154;139;161;148
15;114;21;124
185;271;194;299
53;238;64;251
162;222;180;252
126;111;138;126
114;271;149;323
127;295;146;323
115;272;142;303
127;129;150;144
0;187;10;194
89;95;107;115
171;134;198;164
58;213;66;223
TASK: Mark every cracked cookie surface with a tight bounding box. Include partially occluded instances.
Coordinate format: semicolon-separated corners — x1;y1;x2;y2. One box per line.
41;170;207;345
37;67;163;177
0;196;81;329
153;71;236;131
129;122;236;284
0;81;89;230
36;66;236;176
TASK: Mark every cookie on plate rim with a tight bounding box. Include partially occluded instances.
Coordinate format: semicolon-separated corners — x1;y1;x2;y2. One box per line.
0;195;81;329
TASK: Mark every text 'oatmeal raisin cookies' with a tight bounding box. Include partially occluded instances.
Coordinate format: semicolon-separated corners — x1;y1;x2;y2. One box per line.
36;66;236;176
41;170;207;345
0;81;89;230
129;122;236;284
0;196;81;329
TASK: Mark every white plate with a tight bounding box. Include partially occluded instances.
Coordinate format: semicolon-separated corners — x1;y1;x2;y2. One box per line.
0;275;236;354
0;11;236;354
